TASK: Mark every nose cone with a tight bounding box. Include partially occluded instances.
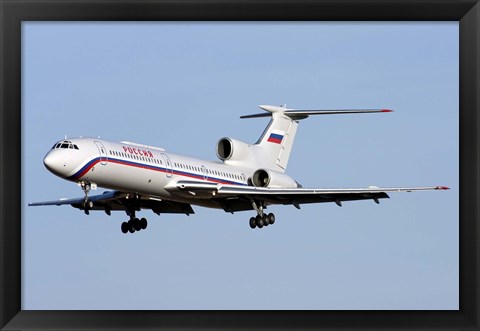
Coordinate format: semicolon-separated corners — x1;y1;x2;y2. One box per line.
43;153;53;170
43;151;66;177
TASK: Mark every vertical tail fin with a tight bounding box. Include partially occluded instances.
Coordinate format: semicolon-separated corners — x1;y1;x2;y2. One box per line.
255;107;298;172
241;105;393;173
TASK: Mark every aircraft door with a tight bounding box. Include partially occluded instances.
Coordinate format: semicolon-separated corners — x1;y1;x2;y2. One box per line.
201;165;208;180
161;153;173;178
94;141;108;165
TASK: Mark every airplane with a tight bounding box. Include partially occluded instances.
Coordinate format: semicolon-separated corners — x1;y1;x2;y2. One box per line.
29;105;449;234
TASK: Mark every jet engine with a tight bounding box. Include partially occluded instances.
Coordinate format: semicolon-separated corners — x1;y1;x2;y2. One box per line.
216;137;251;162
251;169;298;188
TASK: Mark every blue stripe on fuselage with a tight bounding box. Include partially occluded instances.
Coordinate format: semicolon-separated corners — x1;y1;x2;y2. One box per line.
69;157;244;185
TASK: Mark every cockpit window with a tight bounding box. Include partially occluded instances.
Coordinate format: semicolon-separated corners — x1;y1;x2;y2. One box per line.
52;140;79;150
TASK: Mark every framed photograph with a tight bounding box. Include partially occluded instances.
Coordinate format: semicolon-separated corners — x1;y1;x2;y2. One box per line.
1;0;477;330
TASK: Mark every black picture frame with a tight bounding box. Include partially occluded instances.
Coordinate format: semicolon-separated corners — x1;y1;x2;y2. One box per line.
1;0;477;330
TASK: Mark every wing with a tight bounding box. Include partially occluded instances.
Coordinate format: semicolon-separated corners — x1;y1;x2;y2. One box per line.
29;191;195;215
173;181;449;212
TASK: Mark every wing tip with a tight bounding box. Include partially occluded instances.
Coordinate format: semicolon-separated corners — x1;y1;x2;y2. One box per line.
435;186;450;190
381;109;394;113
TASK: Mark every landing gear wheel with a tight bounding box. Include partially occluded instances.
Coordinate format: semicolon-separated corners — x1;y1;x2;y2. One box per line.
249;217;256;229
134;218;141;231
121;222;129;234
256;215;264;228
268;213;275;225
140;218;148;230
83;199;93;210
262;214;269;226
128;220;135;233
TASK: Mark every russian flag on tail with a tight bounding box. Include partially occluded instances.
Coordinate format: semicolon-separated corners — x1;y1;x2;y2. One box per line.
267;131;284;144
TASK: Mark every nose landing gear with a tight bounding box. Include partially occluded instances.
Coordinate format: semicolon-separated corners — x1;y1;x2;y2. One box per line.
79;181;93;213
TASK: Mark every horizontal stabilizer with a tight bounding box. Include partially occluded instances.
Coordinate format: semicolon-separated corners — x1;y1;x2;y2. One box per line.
241;105;393;120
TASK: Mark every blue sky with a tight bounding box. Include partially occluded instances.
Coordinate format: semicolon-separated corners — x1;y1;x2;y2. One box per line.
22;22;458;310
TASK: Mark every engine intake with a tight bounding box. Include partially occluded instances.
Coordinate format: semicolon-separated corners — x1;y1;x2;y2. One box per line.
252;169;270;187
216;137;233;160
216;137;251;162
251;169;297;188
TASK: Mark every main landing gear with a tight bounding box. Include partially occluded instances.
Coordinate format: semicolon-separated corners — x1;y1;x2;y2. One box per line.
249;213;275;229
121;217;148;234
248;200;276;230
77;182;149;234
117;195;149;234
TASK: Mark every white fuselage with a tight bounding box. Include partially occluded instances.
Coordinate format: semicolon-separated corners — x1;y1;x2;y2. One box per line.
44;137;277;209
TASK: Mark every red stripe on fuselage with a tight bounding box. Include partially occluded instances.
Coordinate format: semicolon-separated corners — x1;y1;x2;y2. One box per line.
72;157;243;186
